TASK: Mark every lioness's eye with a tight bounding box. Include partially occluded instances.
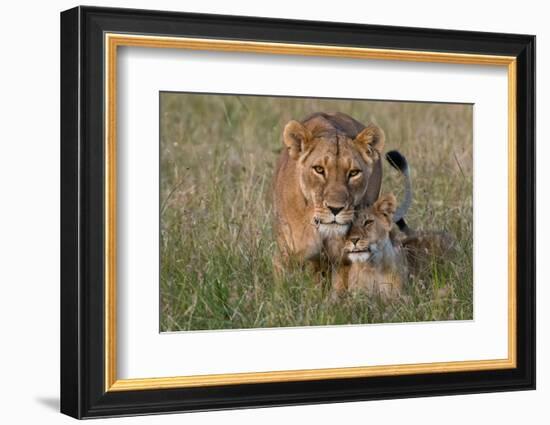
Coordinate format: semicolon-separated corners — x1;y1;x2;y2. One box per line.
313;165;325;175
348;169;361;178
363;218;374;227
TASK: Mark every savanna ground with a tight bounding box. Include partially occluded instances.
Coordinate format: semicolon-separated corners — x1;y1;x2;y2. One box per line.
160;92;473;331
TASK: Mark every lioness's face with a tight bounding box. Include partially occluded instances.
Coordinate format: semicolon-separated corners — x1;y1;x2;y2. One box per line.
283;120;385;238
344;194;396;263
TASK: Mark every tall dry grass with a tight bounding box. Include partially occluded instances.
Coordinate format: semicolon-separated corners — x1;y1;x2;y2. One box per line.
160;92;473;331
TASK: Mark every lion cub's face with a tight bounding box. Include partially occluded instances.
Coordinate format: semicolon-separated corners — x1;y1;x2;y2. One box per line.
343;194;396;264
283;119;385;238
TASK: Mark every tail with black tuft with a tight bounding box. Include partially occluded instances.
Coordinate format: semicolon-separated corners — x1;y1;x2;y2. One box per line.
385;150;413;235
386;150;408;174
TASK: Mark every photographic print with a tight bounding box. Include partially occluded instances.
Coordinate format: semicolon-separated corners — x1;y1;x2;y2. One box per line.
61;8;535;417
160;93;473;331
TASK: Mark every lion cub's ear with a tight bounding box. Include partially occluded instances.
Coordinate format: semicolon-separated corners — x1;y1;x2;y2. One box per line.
283;120;313;160
373;193;396;229
353;124;385;163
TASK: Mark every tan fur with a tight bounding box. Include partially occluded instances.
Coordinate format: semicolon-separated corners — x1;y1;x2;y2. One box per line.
335;194;407;300
272;112;385;272
334;196;456;299
401;231;456;274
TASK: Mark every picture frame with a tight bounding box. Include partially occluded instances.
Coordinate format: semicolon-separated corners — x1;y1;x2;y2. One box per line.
60;5;535;419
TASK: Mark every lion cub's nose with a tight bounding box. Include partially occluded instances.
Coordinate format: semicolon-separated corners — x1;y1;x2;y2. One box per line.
350;237;360;246
328;206;344;216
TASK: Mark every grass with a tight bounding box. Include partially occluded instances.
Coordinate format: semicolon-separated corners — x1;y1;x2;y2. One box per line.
159;92;473;331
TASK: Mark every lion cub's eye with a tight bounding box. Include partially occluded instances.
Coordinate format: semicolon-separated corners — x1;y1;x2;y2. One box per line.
363;218;374;227
312;165;325;175
348;169;361;178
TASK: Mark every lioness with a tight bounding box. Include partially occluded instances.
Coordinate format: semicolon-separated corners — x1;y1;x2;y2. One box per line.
272;112;385;273
334;193;407;299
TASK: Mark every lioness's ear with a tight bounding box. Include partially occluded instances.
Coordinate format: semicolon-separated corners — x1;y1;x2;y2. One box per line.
373;193;396;228
283;120;313;160
353;124;385;162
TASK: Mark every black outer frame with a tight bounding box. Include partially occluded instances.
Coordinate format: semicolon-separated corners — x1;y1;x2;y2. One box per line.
60;5;536;419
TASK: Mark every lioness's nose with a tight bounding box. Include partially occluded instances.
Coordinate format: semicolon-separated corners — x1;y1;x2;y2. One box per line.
328;206;344;216
350;237;360;245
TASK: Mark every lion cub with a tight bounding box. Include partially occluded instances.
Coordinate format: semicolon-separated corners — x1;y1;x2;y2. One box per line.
333;193;407;299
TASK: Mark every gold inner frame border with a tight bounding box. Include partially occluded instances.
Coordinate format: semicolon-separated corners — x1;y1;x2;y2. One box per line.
104;33;517;392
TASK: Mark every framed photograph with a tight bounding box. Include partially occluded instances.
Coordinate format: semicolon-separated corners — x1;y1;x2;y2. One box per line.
60;6;535;419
